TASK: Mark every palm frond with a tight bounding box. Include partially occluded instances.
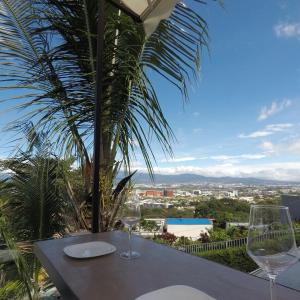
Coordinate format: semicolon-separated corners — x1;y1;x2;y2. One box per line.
0;217;36;300
0;154;70;240
0;0;212;230
142;1;209;99
1;0;209;175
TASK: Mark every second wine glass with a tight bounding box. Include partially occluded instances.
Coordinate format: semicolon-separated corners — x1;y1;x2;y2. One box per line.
119;195;141;260
247;205;298;300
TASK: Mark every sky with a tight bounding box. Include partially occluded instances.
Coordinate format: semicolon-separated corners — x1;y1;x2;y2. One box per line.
133;0;300;181
1;0;300;181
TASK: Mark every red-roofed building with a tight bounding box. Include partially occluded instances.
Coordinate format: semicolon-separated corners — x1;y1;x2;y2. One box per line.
145;190;163;197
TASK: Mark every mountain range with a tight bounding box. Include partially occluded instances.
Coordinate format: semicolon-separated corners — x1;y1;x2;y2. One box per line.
126;173;299;186
2;169;297;186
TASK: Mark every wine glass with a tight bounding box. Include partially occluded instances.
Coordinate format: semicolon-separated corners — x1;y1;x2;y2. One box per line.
247;205;298;300
119;194;141;260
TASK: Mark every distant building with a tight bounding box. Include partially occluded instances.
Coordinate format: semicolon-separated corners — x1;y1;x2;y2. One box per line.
137;191;145;197
141;200;173;209
193;190;202;196
165;218;213;240
145;190;163;197
175;190;192;197
282;195;300;221
163;189;174;197
225;190;238;198
201;191;213;196
239;196;254;203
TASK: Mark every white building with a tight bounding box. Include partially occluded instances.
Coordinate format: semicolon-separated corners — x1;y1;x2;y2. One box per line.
201;191;213;196
175;190;192;197
239;196;254;203
193;190;202;196
165;218;213;240
225;190;239;198
141;199;173;209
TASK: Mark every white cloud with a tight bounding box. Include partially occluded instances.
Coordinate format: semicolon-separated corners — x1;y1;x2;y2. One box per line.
160;156;197;163
127;160;146;170
239;131;273;138
266;123;293;131
258;137;300;156
210;155;233;160
258;99;292;121
287;139;300;154
210;153;266;161
144;162;300;181
161;153;266;164
274;22;300;38
239;123;293;139
240;154;266;159
260;141;276;153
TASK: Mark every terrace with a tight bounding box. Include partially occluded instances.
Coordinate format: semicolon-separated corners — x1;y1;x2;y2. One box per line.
1;0;300;299
34;231;300;300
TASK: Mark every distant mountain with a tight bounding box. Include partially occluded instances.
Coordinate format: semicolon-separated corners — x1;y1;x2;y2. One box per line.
2;168;295;186
124;173;299;186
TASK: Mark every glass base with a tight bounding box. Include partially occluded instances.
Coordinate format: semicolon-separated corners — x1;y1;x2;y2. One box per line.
120;251;140;260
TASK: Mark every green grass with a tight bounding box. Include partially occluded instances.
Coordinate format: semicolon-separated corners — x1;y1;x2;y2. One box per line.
195;246;258;273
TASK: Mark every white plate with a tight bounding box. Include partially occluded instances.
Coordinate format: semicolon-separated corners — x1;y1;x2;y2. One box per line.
63;241;116;259
135;285;216;300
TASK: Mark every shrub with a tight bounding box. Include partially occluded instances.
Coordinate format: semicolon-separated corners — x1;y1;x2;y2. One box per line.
153;232;177;245
140;219;160;232
195;246;258;273
174;236;194;246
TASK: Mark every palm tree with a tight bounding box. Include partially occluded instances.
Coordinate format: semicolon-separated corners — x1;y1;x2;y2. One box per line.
0;216;40;300
0;0;210;230
0;129;77;299
0;154;71;241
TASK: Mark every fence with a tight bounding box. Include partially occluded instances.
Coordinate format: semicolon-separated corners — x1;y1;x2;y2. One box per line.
176;228;300;254
176;237;248;253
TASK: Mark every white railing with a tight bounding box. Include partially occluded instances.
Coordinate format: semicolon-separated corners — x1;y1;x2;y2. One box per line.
177;237;248;253
175;228;300;254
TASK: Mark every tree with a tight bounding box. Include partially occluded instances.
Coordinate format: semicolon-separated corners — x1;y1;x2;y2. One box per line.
194;198;250;224
0;154;72;241
140;219;160;232
208;228;230;242
0;0;211;230
0;130;76;299
226;226;248;239
0;217;40;300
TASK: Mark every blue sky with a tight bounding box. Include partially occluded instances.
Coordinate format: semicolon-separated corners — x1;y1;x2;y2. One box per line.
1;0;300;181
132;0;300;181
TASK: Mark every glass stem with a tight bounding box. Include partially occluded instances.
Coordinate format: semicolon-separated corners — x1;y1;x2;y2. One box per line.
269;275;277;300
128;226;132;259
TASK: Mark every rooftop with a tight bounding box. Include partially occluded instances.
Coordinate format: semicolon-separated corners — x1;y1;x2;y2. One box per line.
166;218;212;225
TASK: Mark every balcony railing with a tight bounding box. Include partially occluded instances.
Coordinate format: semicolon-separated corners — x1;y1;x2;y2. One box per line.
175;228;300;254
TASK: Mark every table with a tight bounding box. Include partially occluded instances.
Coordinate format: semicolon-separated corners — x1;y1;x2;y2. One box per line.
254;260;300;292
34;231;300;300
